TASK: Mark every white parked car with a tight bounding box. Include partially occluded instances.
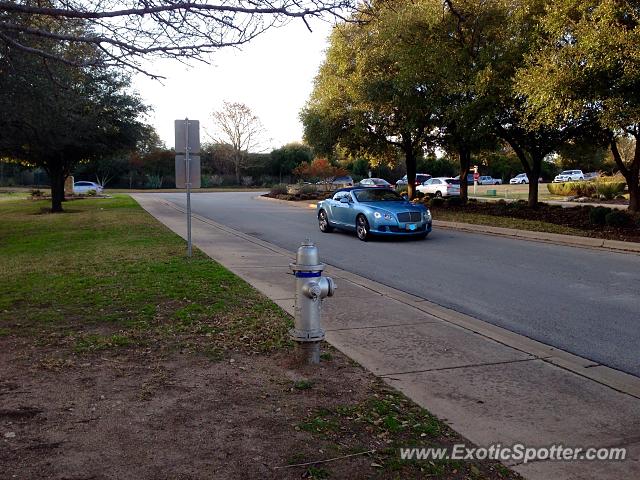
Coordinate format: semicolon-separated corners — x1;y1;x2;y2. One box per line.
553;170;585;183
478;175;502;185
73;181;103;194
509;173;529;184
417;177;460;197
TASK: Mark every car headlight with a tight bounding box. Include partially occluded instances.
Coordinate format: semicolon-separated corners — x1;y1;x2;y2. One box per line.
423;209;432;221
374;212;393;220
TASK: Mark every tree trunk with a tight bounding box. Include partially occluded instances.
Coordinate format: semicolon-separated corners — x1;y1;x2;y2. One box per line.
50;168;65;213
610;134;640;213
458;148;471;203
527;153;542;208
403;139;417;200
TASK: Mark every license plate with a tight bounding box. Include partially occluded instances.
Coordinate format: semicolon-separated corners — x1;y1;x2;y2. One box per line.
406;223;417;231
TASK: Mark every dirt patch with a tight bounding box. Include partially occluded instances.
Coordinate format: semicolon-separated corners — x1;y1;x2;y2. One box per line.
0;337;520;480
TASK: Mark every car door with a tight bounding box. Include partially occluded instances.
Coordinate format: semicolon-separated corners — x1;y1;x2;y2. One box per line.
330;191;351;226
419;178;433;194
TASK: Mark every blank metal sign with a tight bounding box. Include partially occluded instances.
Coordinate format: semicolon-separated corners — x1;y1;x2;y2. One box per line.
174;119;200;154
175;155;201;188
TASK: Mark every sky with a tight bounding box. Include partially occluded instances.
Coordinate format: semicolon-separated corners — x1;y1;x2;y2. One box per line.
132;19;334;152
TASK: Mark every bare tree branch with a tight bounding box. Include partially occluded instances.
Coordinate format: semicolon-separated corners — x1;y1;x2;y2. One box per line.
0;0;354;77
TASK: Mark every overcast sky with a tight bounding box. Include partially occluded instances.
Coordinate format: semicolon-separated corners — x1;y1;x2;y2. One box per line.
132;19;334;152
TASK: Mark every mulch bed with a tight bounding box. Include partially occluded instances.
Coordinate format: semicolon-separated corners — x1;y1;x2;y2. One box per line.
429;199;640;242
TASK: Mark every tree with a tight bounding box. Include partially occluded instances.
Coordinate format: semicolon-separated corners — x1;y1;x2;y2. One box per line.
211;101;266;184
293;157;347;182
0;40;147;211
302;3;441;199
269;143;313;182
516;0;640;211
0;0;353;77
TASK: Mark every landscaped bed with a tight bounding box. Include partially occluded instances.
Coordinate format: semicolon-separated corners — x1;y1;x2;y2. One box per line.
0;195;520;479
424;198;640;243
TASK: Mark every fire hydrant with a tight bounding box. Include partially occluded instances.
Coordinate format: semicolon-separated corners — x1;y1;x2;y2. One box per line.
289;240;336;364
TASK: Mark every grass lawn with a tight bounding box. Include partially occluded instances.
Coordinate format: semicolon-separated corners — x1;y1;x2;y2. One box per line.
0;195;290;357
434;209;588;237
0;196;520;479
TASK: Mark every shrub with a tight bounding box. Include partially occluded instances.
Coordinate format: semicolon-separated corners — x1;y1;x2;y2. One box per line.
594;181;626;200
446;196;464;207
201;175;224;188
605;210;632;228
547;181;595;197
30;189;43;198
241;176;253;187
86;189;97;196
430;197;445;207
270;184;288;196
396;185;408;196
589;206;612;225
300;184;318;195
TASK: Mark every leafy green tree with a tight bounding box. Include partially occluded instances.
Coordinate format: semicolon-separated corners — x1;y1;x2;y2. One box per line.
301;3;441;199
516;0;640;211
269;143;313;182
0;44;147;211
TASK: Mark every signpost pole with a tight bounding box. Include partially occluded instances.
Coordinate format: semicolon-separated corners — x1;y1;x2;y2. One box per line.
185;118;192;257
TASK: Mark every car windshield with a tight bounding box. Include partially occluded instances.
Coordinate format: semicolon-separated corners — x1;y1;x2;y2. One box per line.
354;189;404;202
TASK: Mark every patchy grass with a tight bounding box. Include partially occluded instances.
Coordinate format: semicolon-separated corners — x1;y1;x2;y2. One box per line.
297;383;518;478
0;195;292;359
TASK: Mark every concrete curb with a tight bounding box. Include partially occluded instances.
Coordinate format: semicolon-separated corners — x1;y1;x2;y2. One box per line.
255;194;640;254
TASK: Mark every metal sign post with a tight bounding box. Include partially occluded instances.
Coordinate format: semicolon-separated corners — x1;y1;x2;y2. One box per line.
185;119;192;257
175;119;201;258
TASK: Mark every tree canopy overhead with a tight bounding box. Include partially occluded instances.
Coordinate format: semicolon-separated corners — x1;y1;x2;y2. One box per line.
516;0;640;211
0;0;354;77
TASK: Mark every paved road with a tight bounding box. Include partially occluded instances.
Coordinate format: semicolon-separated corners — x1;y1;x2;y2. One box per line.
150;192;640;377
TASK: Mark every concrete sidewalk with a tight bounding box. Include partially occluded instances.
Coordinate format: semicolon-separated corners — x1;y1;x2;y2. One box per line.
133;194;640;480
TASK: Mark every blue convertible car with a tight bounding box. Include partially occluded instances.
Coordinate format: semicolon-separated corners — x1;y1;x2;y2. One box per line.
317;187;432;241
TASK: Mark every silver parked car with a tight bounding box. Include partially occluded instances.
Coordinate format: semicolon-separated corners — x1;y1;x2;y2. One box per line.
359;178;392;188
509;173;529;184
73;181;103;194
478;175;502;185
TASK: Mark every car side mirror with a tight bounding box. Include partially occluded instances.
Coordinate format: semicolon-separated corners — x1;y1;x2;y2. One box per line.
340;196;350;204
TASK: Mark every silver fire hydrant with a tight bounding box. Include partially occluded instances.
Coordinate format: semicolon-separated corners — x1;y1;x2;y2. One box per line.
289;240;336;364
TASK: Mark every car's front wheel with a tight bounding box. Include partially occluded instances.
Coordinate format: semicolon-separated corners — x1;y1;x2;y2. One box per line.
435;190;442;197
356;215;370;241
318;210;333;233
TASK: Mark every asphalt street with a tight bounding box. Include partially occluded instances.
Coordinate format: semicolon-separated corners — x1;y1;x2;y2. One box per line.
150;192;640;377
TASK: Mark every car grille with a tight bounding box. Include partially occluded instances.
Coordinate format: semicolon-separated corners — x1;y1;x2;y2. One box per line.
397;212;422;223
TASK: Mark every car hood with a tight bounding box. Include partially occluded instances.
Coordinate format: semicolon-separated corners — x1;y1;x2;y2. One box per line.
362;201;426;214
